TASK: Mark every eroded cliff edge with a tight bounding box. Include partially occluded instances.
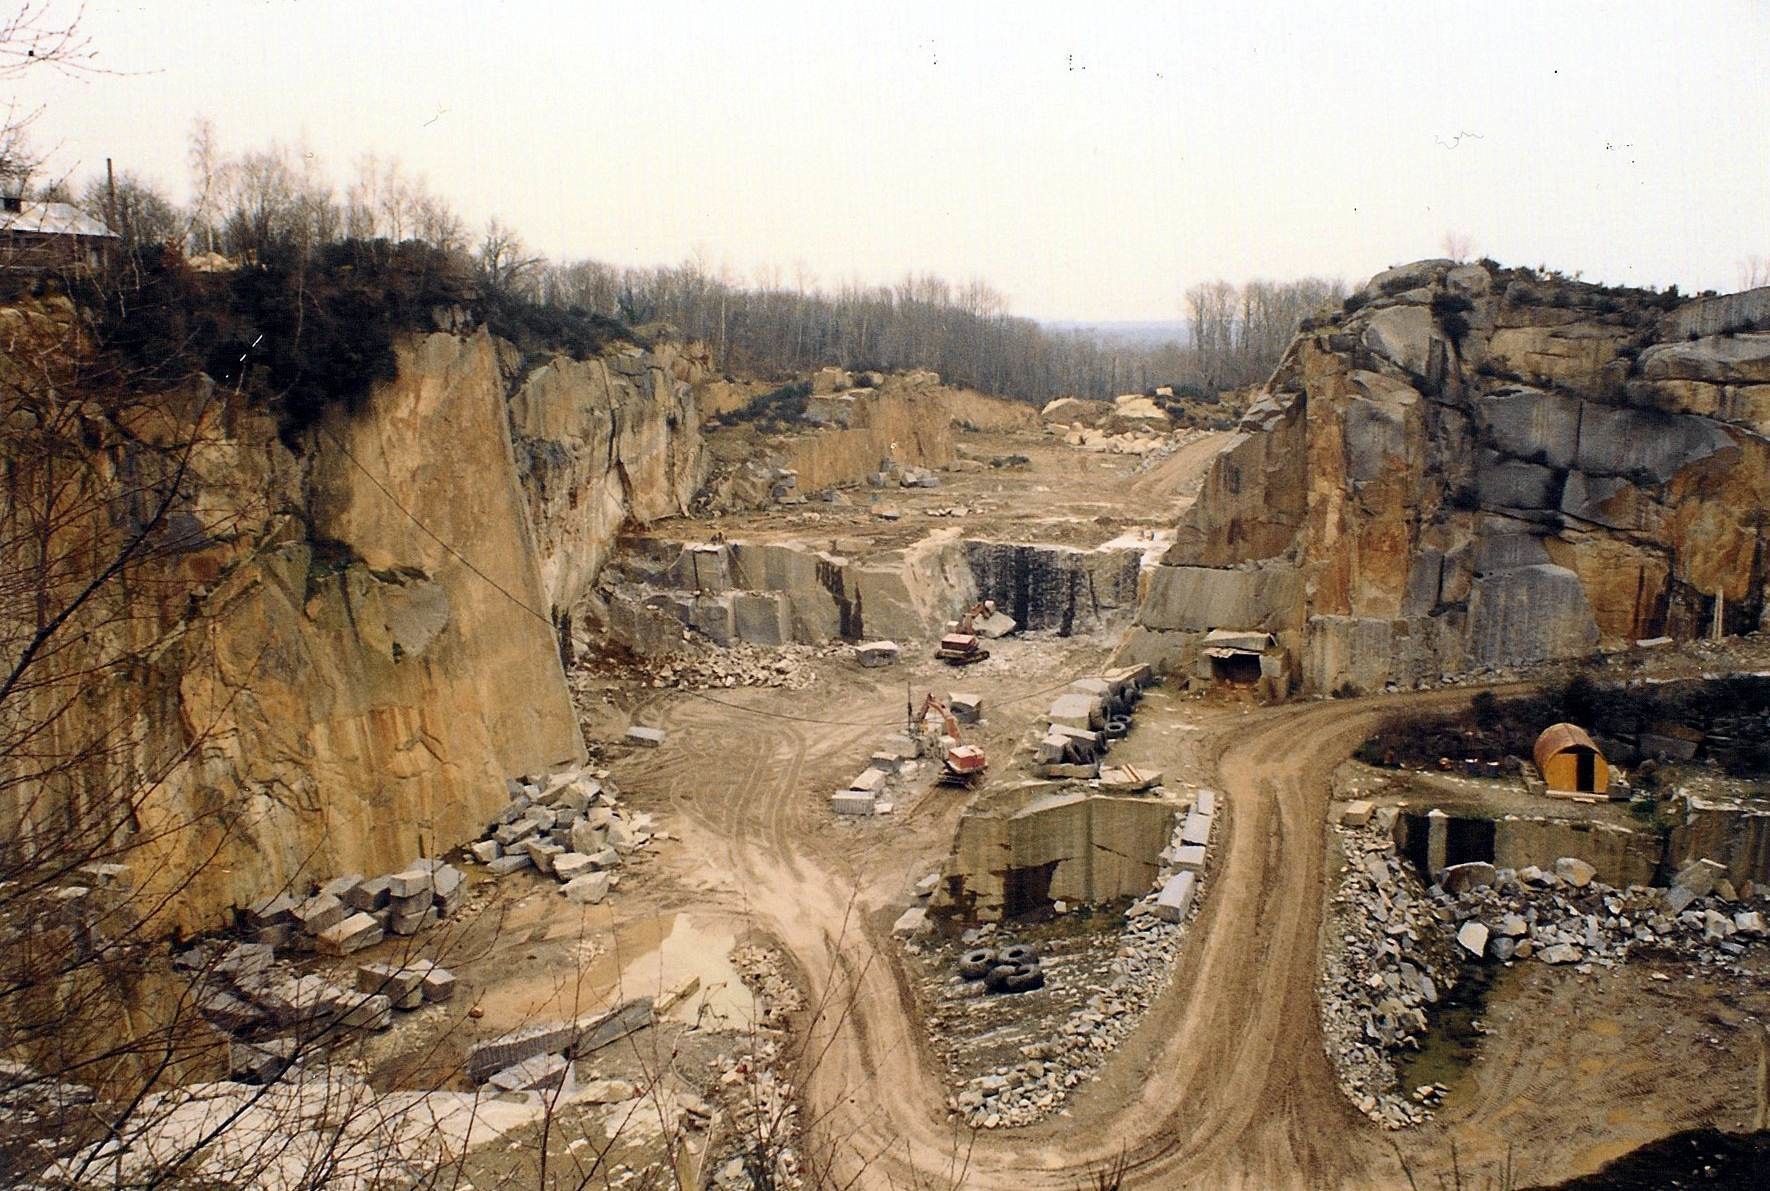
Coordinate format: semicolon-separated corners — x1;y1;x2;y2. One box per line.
1124;261;1770;694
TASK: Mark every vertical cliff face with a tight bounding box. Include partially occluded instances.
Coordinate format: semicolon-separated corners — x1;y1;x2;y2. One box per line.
1124;262;1770;694
508;339;710;613
3;319;705;930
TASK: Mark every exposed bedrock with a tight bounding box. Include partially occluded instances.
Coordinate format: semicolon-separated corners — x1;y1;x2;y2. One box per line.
601;535;1147;650
1123;265;1770;693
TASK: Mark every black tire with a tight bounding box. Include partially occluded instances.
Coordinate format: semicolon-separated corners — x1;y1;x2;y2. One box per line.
957;949;996;980
983;963;1018;993
1003;964;1045;993
997;943;1039;966
1104;717;1130;739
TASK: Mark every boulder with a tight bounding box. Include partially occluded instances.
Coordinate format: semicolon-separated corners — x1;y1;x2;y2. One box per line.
561;873;611;905
1554;857;1597;888
1673;858;1726;898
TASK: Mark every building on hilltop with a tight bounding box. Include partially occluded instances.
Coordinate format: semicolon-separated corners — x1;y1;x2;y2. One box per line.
0;196;117;271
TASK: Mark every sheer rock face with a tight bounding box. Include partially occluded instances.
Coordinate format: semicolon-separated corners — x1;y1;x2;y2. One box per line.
7;328;707;930
1125;263;1770;693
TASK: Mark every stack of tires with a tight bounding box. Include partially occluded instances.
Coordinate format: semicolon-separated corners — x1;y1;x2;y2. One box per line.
957;943;1044;994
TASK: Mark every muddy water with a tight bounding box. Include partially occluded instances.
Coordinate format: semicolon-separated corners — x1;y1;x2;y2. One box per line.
1397;960;1506;1093
592;913;753;1027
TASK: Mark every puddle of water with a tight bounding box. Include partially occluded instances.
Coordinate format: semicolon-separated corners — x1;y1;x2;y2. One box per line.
589;914;753;1029
1396;960;1505;1094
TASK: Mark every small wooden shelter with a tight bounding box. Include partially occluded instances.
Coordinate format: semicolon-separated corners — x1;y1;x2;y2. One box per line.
1533;723;1608;795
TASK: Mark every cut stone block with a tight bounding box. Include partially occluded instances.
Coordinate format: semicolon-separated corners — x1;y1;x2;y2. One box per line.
245;892;297;929
418;964;457;1003
552;852;595;881
948;693;983;724
1179;811;1212;848
389;907;438;936
314;912;384;957
1555;857;1597;888
486;853;533;877
869;752;902;773
1167;844;1207;873
357;963;426;1008
488;1053;572;1093
892;907;929;936
469;839;501;864
1339;800;1374;827
848;768;889;794
561;872;611;905
338;992;393;1031
1195;790;1217;816
319;874;364;903
387;869;434;899
831;791;876;816
344;876;392;912
625;726;666;748
1673;858;1726;897
1154;872;1197;923
855;640;901;667
525;839;565;875
290;893;346;936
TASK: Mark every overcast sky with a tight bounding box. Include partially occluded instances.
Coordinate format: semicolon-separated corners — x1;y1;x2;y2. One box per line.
18;1;1770;320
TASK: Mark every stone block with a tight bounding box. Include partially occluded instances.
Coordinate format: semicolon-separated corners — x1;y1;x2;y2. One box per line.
1554;857;1597;888
419;964;458;1003
314;912;384;957
561;872;611;905
848;768;888;794
1166;844;1207;873
387;869;434;899
855;640;901;667
1441;862;1497;894
488;1053;573;1093
948;693;983;724
386;890;432;917
318;874;364;903
1673;858;1726;897
525;839;565;875
1154;872;1197;923
1196;790;1217;816
1457;921;1490;958
869;752;902;773
625;726;666;748
357;963;425;1006
552;852;595;881
389;907;438;936
1339;800;1374;827
290;893;347;936
892;907;929;936
246;892;297;929
831;791;875;816
469;839;501;864
1048;692;1103;731
344;875;391;912
494;819;539;848
1179;811;1211;848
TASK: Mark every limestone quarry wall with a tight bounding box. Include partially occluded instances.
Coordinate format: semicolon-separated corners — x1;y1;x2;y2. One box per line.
1126;263;1770;693
2;322;705;931
602;534;1148;651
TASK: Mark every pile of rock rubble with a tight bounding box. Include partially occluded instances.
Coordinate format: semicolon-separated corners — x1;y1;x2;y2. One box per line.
579;643;827;692
1323;811;1770;1129
185;940;457;1081
462;765;660;906
708;947;807;1190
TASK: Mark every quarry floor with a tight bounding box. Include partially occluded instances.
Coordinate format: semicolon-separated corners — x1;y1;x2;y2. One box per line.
655;428;1227;551
354;428;1770;1187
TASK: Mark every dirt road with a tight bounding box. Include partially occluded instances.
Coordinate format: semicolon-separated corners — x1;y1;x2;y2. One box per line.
607;676;1770;1189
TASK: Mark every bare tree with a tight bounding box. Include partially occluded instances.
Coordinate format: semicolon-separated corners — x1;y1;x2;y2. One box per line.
1441;230;1476;263
1740;255;1770;291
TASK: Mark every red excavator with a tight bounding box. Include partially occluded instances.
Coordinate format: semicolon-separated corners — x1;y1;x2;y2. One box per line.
915;692;989;786
935;600;997;666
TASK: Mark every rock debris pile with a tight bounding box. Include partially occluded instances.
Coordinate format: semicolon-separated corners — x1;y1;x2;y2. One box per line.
588;643;828;692
242;858;468;954
1324;812;1770;1129
709;947;807;1191
463;765;661;906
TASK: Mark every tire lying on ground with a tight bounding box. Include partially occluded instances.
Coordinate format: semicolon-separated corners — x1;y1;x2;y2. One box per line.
1104;717;1130;739
957;949;997;980
1003;964;1045;993
983;963;1021;993
997;943;1039;966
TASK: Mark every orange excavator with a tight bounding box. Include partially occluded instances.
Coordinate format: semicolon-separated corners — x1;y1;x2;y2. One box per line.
914;692;989;786
935;600;997;666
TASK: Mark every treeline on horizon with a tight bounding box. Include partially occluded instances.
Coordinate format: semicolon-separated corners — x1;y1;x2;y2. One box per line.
26;126;1346;404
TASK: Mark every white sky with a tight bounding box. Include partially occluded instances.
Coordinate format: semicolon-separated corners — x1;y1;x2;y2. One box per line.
18;0;1770;320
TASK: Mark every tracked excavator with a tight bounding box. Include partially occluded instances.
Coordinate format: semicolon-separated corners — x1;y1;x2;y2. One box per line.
935;600;998;665
913;692;988;786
